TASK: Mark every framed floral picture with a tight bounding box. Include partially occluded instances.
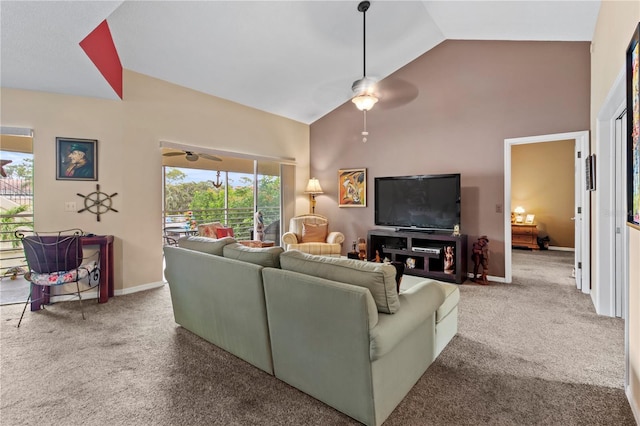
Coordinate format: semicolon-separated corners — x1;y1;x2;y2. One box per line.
627;22;640;227
56;137;98;181
338;168;366;207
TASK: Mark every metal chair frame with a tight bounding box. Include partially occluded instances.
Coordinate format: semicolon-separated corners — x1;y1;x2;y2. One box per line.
15;229;100;327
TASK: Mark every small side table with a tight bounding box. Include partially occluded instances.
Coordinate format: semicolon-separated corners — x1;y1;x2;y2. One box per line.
238;240;275;248
512;224;539;250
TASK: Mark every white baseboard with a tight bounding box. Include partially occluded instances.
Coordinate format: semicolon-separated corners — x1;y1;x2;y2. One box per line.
114;281;165;296
549;246;575;252
466;273;506;284
627;385;640;425
49;281;165;303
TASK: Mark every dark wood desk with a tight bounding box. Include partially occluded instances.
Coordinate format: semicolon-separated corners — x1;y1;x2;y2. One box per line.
31;235;115;311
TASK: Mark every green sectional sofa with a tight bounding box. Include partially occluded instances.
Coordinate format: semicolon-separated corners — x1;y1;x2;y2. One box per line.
163;236;459;426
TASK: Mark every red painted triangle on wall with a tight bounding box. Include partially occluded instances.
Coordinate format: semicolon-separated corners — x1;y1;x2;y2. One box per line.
80;19;123;99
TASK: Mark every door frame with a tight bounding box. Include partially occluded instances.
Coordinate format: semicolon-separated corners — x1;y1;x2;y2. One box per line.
503;131;590;287
594;67;627;318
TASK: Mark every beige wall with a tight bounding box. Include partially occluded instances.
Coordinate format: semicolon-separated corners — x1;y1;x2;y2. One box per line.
0;70;309;291
512;140;575;248
590;0;640;419
310;40;590;278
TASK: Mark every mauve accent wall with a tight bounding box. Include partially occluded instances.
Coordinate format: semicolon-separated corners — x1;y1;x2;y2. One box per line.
309;40;590;279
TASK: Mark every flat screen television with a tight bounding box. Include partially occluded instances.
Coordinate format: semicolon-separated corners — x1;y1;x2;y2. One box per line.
374;174;461;231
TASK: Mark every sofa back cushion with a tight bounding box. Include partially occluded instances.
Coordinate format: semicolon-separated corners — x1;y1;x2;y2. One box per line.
279;250;400;314
178;236;236;256
223;243;284;268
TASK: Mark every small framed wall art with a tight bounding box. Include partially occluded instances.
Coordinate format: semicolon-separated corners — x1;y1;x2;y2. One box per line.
56;137;98;181
338;168;366;207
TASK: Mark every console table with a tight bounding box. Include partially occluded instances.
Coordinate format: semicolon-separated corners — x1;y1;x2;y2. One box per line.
30;234;115;311
368;229;468;284
511;224;538;250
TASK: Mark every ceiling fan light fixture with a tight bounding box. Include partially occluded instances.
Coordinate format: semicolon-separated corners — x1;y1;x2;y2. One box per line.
351;0;377;114
185;152;199;161
352;93;378;111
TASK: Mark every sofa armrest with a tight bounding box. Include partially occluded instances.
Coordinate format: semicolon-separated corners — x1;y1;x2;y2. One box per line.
326;231;345;245
369;281;445;361
281;232;299;246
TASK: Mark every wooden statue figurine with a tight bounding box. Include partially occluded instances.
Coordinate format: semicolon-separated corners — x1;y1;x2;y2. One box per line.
358;238;367;261
254;210;264;241
443;246;455;274
471;235;490;285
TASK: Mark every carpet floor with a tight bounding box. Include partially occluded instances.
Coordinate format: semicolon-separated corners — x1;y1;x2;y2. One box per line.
0;250;634;425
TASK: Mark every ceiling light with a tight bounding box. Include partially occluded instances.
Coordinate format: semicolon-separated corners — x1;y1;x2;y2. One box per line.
352;94;378;111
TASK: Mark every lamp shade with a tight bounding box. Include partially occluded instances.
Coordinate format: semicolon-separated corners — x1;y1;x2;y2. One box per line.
304;178;323;194
514;206;526;214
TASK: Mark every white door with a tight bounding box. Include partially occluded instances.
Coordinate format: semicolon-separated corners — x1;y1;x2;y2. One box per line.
614;111;628;318
574;145;583;290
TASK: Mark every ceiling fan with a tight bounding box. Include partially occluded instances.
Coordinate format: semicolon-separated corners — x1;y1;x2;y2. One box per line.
162;150;222;162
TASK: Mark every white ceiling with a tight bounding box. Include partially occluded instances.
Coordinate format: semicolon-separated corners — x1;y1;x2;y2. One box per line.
0;1;601;125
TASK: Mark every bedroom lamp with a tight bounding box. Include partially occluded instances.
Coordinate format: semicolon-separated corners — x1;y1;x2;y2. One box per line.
514;206;525;223
304;178;324;213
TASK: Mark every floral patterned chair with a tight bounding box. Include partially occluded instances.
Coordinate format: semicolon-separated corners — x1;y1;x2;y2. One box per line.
16;229;99;327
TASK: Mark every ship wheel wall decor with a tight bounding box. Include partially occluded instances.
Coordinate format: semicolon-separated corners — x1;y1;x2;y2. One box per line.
77;184;118;222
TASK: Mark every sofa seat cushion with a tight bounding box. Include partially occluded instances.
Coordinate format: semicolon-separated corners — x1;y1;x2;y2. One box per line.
285;242;342;257
223;242;284;268
178;236;236;256
279;250;400;314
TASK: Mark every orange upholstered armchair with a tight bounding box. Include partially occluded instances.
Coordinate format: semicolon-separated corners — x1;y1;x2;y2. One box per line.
281;214;344;257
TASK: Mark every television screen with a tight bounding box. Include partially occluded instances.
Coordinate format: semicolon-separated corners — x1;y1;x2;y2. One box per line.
374;174;461;231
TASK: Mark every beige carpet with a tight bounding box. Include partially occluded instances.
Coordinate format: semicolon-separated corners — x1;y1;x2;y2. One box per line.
0;250;635;425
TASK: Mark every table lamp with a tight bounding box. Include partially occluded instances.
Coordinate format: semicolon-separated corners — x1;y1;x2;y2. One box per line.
304;178;323;214
514;206;525;223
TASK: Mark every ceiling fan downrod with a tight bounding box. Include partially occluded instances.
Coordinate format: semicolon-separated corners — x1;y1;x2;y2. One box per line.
359;1;370;79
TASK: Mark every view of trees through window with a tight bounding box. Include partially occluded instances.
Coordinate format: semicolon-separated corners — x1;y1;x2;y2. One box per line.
164;166;280;240
0;152;34;276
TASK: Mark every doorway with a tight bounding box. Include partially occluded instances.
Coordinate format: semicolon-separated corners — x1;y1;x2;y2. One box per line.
503;131;590;289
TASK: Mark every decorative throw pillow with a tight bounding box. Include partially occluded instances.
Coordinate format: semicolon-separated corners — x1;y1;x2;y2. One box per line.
216;227;234;238
301;223;327;243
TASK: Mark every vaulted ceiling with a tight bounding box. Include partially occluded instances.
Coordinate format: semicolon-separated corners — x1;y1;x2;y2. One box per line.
1;1;600;124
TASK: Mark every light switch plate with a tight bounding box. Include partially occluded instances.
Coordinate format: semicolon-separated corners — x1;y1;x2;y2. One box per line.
64;201;77;212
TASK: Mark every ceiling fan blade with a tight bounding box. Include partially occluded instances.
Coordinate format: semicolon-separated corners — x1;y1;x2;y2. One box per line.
199;153;222;162
162;152;184;157
376;77;419;110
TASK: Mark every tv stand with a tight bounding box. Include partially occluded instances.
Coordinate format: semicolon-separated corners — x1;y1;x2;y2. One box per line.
368;229;467;284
